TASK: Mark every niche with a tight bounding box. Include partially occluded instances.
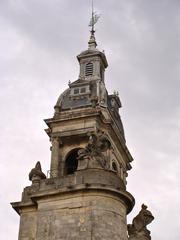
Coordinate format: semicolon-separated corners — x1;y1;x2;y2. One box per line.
64;148;81;175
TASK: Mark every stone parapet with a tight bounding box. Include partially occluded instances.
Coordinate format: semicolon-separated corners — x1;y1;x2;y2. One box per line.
11;169;134;216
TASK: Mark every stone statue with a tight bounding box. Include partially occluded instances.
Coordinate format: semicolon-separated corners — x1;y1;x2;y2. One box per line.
127;204;154;240
99;81;107;106
77;133;110;169
29;161;46;182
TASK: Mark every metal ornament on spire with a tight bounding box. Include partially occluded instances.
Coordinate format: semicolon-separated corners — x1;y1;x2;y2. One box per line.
89;0;100;34
88;0;100;49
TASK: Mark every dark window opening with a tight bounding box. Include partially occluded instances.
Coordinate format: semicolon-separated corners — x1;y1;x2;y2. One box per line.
80;87;86;93
85;62;93;76
65;149;80;175
74;88;79;94
112;161;118;173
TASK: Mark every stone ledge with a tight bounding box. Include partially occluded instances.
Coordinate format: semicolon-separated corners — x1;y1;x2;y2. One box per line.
10;200;36;215
11;183;135;215
22;168;126;201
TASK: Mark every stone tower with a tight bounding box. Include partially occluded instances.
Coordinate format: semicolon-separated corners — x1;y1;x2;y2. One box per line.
11;24;137;240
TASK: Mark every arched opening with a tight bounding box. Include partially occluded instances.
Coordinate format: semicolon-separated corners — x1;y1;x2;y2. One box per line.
64;148;81;175
112;161;118;173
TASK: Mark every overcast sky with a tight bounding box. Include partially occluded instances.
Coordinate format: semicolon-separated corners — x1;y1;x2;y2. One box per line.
0;0;180;239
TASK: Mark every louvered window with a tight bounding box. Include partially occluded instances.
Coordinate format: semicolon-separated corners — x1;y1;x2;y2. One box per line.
85;62;93;76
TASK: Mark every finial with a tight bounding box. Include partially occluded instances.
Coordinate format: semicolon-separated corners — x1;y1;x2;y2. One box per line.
88;0;100;49
29;161;46;183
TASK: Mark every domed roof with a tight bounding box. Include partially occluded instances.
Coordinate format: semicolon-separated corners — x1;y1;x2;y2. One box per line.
54;80;94;113
55;88;70;108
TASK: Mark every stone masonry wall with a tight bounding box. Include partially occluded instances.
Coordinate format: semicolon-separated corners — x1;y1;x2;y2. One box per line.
19;191;128;240
18;207;37;240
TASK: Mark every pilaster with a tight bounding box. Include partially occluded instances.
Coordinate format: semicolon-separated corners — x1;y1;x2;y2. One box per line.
50;137;60;178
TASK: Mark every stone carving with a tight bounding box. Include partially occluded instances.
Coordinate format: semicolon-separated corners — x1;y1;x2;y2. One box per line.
127;204;154;240
29;161;46;182
77;133;110;170
90;96;98;107
99;81;107;106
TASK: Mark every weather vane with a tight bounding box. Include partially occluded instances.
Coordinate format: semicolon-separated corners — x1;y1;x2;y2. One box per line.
89;0;100;34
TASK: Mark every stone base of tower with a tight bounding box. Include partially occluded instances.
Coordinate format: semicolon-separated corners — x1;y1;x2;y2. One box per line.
37;192;128;240
12;169;134;240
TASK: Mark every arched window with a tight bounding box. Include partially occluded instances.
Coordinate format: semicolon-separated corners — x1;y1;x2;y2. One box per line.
85;62;93;76
64;149;80;175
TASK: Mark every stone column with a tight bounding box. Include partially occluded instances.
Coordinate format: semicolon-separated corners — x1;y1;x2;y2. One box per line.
50;137;60;178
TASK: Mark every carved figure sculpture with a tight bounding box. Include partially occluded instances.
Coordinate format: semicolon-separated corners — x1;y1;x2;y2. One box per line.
78;133;110;169
127;204;154;240
99;81;107;106
29;161;46;181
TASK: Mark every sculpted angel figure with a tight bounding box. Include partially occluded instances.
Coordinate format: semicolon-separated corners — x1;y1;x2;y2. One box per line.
78;133;110;169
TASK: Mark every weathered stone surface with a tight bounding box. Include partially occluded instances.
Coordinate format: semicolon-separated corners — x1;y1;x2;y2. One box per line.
18;206;37;240
17;191;130;240
12;166;135;239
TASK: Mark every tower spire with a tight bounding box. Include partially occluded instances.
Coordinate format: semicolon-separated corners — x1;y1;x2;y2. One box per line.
88;0;100;49
91;0;95;34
